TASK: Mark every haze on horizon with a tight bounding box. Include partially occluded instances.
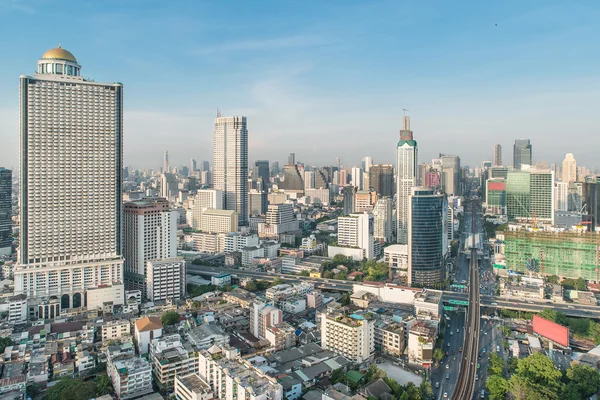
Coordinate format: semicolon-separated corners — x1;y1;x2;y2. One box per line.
0;0;599;171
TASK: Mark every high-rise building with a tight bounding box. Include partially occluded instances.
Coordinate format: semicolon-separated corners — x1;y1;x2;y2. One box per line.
562;153;577;183
213;116;248;225
396;115;418;244
163;151;169;173
160;173;178;200
14;47;124;318
271;161;280;176
200;209;238;233
257;203;299;237
288;153;296;165
254;160;270;186
351;167;363;190
329;213;374;261
513;139;532;170
248;190;268;216
583;176;600;230
314;169;328;189
0;168;11;256
408;187;448;286
250;302;283;339
123;198;178;295
494;144;502;166
439;154;461;196
355;189;378;213
190;158;197;172
485;179;507;216
554;181;569;212
304;171;315;190
321;313;374;363
506;168;554;224
368;164;394;197
362;156;373;173
280;165;304;192
200;161;210;172
373;197;393;243
191;189;223;229
146;258;186;302
342;186;356;215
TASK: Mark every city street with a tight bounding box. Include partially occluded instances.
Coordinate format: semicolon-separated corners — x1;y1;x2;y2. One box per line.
431;311;466;399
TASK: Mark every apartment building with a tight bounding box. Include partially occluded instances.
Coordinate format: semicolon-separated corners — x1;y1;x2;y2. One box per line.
150;334;198;387
146;258;186;302
321;313;374;363
101;320;131;342
175;374;214;400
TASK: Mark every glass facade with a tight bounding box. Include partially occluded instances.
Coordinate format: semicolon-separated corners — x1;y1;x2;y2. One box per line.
408;188;447;286
506;170;530;221
486;178;506;215
0;168;11;251
513;139;532;170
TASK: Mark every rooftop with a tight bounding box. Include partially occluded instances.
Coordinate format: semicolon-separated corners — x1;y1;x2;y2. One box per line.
178;373;213;395
135;316;163;333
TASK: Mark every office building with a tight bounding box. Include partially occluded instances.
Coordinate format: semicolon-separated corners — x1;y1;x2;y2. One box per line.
288;153;296;165
160;172;179;200
485;179;507;216
321;313;374;363
248;190;268;216
583;176;600;230
200;209;238;233
191;189;223;230
271;161;280;176
213;116;248;225
368;164;394;197
304;171;315;190
343;186;356;215
150;334;198;387
354;189;377;212
562;153;577;183
197;345;283;400
494;144;502;166
506;168;554;224
280;164;304;192
439;154;461;196
396;115;418;244
146;258;186;302
123;198;178;294
163;151;169;173
408;187;448;286
314;169;328;189
190;158;197;172
513;139;532;170
0;168;11;256
362;156;373;173
254;160;270;185
554;182;569;212
328;213;374;261
305;188;330;206
14;47;124;318
258;203;299;237
373;197;393;243
351;166;363;190
490;166;509;179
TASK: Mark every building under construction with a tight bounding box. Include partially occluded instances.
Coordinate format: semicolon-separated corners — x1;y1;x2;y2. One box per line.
504;230;600;281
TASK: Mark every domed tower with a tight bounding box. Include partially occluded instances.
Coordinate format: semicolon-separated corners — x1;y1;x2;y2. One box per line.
36;46;82;77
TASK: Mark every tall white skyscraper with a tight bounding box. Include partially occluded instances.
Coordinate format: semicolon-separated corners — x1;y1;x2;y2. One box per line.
163;151;169;173
562;153;577;183
373;197;393;243
191;189;223;229
351;167;363;190
396;115;418;244
14;47;124;318
362;156;373;173
213;116;248;225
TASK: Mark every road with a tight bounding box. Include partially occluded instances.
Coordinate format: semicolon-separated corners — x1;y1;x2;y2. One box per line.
431;311;465;399
453;200;481;400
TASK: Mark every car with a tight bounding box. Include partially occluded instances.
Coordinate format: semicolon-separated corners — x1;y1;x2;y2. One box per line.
496;345;500;352
475;375;479;381
446;364;449;369
481;390;485;398
484;332;488;335
447;343;450;347
457;329;460;333
446;374;450;379
568;305;575;309
513;302;519;306
450;332;453;336
483;348;486;353
443;393;448;399
435;382;440;389
446;351;449;356
452;351;455;355
459;347;463;352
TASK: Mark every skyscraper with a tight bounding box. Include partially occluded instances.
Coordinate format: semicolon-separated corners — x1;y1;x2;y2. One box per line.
0;168;11;256
494;144;502;166
373;197;393;243
408;187;448;286
368;164;394;197
213;116;249;225
271;161;280;176
362;156;373;173
513;139;532;170
506;168;554;225
254;160;270;185
288;153;296;165
163;150;169;173
15;47;124;318
396;115;418;244
190;158;197;172
351;166;363;190
439;154;461;196
562;153;577;183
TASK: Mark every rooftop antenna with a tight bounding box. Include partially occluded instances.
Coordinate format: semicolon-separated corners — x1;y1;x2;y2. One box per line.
216;108;222;118
402;108;410;131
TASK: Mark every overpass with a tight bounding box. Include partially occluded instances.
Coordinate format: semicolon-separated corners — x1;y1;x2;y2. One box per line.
188;265;600;319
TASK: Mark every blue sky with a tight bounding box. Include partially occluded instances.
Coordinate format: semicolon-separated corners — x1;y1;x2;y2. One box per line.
0;0;599;171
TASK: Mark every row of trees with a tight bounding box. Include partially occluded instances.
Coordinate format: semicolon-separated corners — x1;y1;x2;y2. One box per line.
486;352;600;400
545;275;588;291
45;376;113;400
539;309;600;344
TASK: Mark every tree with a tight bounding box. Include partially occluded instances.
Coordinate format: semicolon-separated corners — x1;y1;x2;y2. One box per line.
0;337;12;353
488;353;504;376
187;283;214;298
383;377;402;396
419;380;433;399
26;382;41;397
46;378;98;400
566;363;600;398
299;270;310;277
94;375;113;396
272;277;285;286
323;270;334;279
433;348;444;363
330;368;345;384
515;352;562;390
404;382;421;399
546;275;559;284
486;375;508;400
161;311;180;326
508;374;531;400
399;393;409;400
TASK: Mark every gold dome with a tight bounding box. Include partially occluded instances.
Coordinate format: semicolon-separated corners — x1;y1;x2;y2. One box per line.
41;46;77;63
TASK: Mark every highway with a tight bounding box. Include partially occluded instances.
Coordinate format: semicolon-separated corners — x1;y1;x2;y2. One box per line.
453;201;481;400
188;265;600;319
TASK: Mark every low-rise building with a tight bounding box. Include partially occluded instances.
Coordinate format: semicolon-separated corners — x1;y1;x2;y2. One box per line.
102;320;131;342
407;321;437;367
211;273;232;287
321;313;374;363
281;298;307;314
108;353;153;399
150;334;198;388
134;316;163;355
374;322;405;357
8;294;27;323
413;290;442;320
307;291;322;308
384;244;409;280
265;322;297;351
186;324;229;350
175;373;215;400
75;348;95;375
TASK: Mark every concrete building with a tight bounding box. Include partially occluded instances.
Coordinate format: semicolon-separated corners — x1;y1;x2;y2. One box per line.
146;258;186;302
513;139;532;170
87;284;125;310
562;153;577;184
373;197;393;243
554;181;569;212
494;144;502;166
384;244;409;281
175;374;214;400
8;294;27;323
439;154;461;196
265;322;297;351
185;232;223;254
197;344;283;400
101;320;131;342
407;321;437;366
506;168;554;225
355;189;377;212
223;232;259;253
396;115;418;244
200;209;238;233
123;198;178;294
413;290;442;320
343;186;356;215
107;350;153;400
368;164;394;197
211;273;232;287
321;313;374;363
15;47;124;317
160;173;179;200
328;213;374;261
408;188;448;286
134;316;163;355
305;188;330;205
187;324;229;350
281;165;305;193
258;203;299;238
486;179;507;216
150;334;198;387
374;322;405;357
213;116;249;225
191;189;223;229
351;167;363;190
250;302;283;339
0;168;11;256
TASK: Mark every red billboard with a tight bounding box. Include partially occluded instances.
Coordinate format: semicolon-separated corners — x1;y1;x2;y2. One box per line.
488;181;506;191
532;315;569;348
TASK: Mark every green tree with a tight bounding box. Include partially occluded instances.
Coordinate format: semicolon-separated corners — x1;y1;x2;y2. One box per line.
46;378;98;400
383;377;402;396
271;277;285;286
187;283;215;298
488;353;504;376
433;348;444;363
486;375;508;400
508;374;531;400
330;368;345;384
161;310;180;326
340;293;351;306
26;382;41;397
299;270;310;277
546;275;559;284
94;375;113;396
419;380;433;399
0;337;12;353
507;357;519;373
404;382;421;399
399;392;409;400
566;363;600;398
323;270;334;279
515;352;562;391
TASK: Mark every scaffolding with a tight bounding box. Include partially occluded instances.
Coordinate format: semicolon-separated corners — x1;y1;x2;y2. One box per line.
504;231;600;281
